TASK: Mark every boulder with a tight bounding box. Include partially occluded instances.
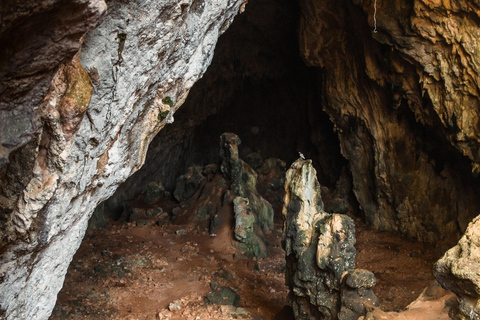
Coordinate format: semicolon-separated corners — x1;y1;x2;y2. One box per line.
434;215;480;319
173;165;206;202
207;286;240;307
339;270;379;320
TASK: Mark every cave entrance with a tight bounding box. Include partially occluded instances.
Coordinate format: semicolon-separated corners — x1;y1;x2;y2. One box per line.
52;0;444;318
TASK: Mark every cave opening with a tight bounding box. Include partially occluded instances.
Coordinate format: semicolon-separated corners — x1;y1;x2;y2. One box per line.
50;0;470;319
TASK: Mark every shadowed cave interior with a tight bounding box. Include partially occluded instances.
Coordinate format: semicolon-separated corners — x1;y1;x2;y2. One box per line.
51;0;471;319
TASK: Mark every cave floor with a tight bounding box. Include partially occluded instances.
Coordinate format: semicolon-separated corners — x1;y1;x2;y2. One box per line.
51;213;444;320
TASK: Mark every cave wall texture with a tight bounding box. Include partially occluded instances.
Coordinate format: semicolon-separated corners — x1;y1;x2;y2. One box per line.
298;0;480;244
0;0;246;318
2;0;480;319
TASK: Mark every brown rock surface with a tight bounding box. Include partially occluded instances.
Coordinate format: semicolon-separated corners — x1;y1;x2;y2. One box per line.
298;0;480;244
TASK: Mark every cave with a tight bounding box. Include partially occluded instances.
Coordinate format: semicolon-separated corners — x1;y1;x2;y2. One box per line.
101;0;347;218
2;0;480;319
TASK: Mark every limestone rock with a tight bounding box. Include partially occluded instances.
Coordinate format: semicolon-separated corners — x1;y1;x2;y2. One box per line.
219;133;274;230
173;165;206;202
339;270;379;320
322;167;353;215
206;286;240;307
0;0;107;172
0;0;246;318
233;196;267;258
298;0;480;244
434;215;480;319
283;158;356;320
173;173;228;224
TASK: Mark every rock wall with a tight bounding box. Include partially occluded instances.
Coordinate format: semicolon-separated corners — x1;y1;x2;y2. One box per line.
0;0;245;318
298;0;480;244
3;0;480;318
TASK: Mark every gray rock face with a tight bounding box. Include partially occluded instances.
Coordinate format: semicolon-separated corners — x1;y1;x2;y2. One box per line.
283;158;356;319
233;196;267;258
0;0;245;319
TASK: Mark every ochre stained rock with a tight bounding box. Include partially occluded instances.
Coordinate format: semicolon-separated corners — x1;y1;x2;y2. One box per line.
0;0;107;171
220;132;274;231
59;55;93;138
298;0;480;244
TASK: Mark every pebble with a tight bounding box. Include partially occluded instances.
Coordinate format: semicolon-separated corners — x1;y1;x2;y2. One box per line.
168;301;182;311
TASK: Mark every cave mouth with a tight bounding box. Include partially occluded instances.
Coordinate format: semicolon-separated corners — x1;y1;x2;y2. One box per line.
52;0;447;318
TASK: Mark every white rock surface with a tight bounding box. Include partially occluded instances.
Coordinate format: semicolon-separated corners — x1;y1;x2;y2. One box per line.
0;0;245;319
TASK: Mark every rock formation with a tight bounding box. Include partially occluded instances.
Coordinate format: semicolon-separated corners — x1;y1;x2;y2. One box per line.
219;133;274;231
233;196;267;258
434;215;480;319
295;1;480;316
339;269;379;320
298;0;480;245
283;158;359;319
3;0;480;318
0;0;107;169
217;132;272;257
0;0;246;318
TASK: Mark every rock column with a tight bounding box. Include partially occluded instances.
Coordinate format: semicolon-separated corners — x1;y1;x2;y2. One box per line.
282;158;357;319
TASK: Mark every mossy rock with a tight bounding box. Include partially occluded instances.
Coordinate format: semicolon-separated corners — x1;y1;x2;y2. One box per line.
207;286;240;307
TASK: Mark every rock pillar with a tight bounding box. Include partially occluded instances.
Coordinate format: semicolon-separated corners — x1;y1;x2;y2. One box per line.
282;158;357;319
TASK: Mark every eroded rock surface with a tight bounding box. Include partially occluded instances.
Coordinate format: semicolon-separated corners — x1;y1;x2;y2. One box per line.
0;0;246;318
434;215;480;319
233;196;267;258
298;0;480;244
0;0;107;170
339;269;379;320
283;158;358;319
220;133;274;231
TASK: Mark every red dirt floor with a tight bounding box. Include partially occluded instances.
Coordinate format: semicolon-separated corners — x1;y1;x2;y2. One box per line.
51;211;446;320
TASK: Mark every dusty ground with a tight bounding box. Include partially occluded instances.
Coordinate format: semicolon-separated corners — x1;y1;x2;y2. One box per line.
50;209;446;320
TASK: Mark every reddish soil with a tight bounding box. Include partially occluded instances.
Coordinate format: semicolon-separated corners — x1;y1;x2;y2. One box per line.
51;211;444;320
